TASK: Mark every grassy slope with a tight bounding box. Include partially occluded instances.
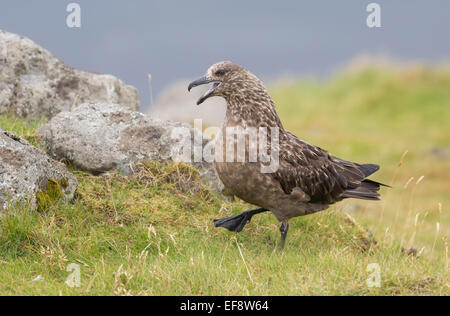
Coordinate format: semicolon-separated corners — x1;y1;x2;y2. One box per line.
0;65;448;295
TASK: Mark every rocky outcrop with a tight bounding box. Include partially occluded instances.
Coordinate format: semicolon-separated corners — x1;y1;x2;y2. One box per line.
36;102;224;192
0;129;78;213
0;29;140;118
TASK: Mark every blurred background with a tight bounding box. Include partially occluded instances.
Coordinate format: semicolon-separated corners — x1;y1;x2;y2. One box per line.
1;1;449;263
1;0;450;113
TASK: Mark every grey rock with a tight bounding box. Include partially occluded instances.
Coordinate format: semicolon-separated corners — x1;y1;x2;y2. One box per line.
36;102;224;192
0;129;78;213
0;29;139;118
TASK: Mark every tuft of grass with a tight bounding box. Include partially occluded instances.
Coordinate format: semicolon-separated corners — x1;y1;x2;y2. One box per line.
0;205;39;259
0;113;45;147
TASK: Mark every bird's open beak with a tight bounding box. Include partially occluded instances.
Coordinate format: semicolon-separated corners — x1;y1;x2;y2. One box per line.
188;76;220;105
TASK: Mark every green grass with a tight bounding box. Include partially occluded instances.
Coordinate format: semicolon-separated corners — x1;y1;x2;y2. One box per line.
0;114;44;147
0;65;449;295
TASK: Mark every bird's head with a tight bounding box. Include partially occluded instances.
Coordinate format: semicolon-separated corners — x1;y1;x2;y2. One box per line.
188;61;266;105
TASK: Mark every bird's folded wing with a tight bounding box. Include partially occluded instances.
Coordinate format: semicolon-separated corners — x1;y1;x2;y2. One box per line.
272;134;368;204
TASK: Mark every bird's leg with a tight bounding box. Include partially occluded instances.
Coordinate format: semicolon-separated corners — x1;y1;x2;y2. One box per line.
279;220;290;249
214;208;269;233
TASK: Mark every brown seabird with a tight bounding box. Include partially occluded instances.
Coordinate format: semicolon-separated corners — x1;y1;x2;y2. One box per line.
188;61;387;249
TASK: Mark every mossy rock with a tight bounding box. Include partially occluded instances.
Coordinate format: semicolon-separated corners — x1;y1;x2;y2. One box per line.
36;178;67;211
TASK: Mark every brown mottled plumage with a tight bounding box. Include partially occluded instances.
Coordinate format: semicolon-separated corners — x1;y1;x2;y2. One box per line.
188;61;387;248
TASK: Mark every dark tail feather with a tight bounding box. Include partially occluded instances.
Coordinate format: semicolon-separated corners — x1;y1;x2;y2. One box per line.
363;178;391;188
342;179;382;201
343;163;390;201
342;190;380;200
358;164;380;177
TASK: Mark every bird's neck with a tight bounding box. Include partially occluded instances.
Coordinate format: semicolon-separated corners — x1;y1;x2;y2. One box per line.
224;90;284;130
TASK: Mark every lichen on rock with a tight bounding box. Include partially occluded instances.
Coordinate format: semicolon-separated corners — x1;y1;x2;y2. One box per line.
36;178;67;211
0;129;77;213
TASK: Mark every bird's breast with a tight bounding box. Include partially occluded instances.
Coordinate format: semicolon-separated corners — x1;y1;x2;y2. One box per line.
214;160;279;206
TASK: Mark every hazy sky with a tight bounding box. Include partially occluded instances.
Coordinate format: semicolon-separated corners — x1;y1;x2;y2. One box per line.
1;1;449;112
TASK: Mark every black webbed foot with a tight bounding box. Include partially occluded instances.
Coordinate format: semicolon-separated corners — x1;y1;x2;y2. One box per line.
214;208;269;232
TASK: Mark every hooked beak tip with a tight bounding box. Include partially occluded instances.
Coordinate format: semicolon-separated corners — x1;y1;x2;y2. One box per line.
188;76;209;92
188;76;220;106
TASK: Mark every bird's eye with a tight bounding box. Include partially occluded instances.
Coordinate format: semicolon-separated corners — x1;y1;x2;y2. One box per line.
215;69;226;76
